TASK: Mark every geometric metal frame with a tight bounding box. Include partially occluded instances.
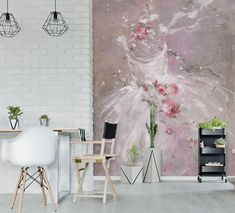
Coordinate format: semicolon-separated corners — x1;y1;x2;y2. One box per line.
42;11;68;36
0;0;21;37
143;149;161;182
120;166;143;184
9;118;19;130
0;12;21;37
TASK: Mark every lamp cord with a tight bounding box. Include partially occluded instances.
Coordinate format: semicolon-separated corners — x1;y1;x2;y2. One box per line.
55;0;56;11
7;0;8;12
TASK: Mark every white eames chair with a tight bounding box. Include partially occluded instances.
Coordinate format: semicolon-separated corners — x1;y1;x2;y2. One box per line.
2;126;58;213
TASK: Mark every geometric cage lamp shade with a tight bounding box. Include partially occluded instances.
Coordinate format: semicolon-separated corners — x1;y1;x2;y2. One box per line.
0;0;21;37
42;11;68;36
42;0;68;36
0;13;21;37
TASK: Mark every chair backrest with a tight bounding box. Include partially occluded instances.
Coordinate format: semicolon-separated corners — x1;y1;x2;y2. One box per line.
79;128;86;141
100;122;117;155
2;126;58;167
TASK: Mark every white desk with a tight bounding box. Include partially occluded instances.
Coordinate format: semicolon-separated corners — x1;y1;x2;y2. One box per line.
0;128;80;205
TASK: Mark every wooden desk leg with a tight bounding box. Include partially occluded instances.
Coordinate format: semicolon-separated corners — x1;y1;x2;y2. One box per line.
102;160;116;201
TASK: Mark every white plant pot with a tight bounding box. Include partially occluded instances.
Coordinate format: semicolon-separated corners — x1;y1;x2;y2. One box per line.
216;144;225;148
9;119;19;130
120;165;143;184
40;119;49;126
143;148;161;183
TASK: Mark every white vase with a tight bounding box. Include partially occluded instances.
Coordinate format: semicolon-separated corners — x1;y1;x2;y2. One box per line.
40;119;49;126
120;165;143;184
143;148;161;183
9;119;19;130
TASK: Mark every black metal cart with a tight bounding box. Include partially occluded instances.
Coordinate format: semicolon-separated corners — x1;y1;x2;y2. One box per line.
198;128;227;183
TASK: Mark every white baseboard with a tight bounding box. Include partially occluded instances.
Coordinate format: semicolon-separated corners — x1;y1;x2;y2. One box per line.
94;176;197;181
161;176;197;181
94;176;121;181
94;176;235;181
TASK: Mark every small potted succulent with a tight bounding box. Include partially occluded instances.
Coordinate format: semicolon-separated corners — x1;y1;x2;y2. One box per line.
40;114;49;126
121;144;142;184
214;138;227;148
7;106;23;130
127;144;140;166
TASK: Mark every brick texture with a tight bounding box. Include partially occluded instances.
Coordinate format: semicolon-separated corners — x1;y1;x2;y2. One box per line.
0;0;93;193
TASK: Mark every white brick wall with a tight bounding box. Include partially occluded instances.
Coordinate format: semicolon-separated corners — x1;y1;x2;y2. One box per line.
0;0;93;193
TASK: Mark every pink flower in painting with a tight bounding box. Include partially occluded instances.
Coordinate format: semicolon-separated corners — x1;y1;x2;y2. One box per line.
157;84;166;95
132;23;150;41
162;98;180;118
167;83;178;95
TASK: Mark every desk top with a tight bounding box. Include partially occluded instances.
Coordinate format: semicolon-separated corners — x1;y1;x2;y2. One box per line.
0;128;80;133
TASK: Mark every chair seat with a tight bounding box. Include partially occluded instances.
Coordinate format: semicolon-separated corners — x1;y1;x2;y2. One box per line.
74;154;115;163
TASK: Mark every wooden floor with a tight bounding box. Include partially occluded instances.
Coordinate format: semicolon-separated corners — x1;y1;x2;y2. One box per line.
0;181;235;213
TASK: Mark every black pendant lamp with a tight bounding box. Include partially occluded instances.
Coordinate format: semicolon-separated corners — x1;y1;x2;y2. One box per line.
0;0;21;37
42;0;68;36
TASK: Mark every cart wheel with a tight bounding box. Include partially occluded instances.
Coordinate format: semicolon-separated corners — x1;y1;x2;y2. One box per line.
197;176;202;183
222;175;224;181
225;178;227;183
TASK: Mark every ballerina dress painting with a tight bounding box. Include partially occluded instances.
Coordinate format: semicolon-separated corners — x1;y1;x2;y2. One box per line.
93;0;235;176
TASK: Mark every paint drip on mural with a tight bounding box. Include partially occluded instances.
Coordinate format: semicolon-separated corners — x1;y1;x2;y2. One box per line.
94;0;234;175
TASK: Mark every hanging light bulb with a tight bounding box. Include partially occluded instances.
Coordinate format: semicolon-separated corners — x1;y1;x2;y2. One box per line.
0;0;21;37
42;0;68;36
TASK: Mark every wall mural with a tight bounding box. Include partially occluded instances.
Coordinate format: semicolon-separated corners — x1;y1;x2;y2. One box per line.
93;0;235;176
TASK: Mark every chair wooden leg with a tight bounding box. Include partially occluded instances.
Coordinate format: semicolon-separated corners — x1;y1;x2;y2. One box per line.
102;160;116;201
38;167;47;206
73;162;89;203
18;168;27;213
103;159;111;204
11;168;23;209
103;178;108;204
73;162;84;203
41;168;57;212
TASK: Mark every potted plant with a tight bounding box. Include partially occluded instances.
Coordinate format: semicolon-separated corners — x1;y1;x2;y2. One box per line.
120;144;142;184
197;117;226;135
214;138;227;148
127;144;140;166
7;106;23;130
40;114;49;126
197;117;226;129
143;101;161;183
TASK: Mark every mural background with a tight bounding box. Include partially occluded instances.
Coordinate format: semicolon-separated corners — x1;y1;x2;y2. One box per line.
93;0;235;176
